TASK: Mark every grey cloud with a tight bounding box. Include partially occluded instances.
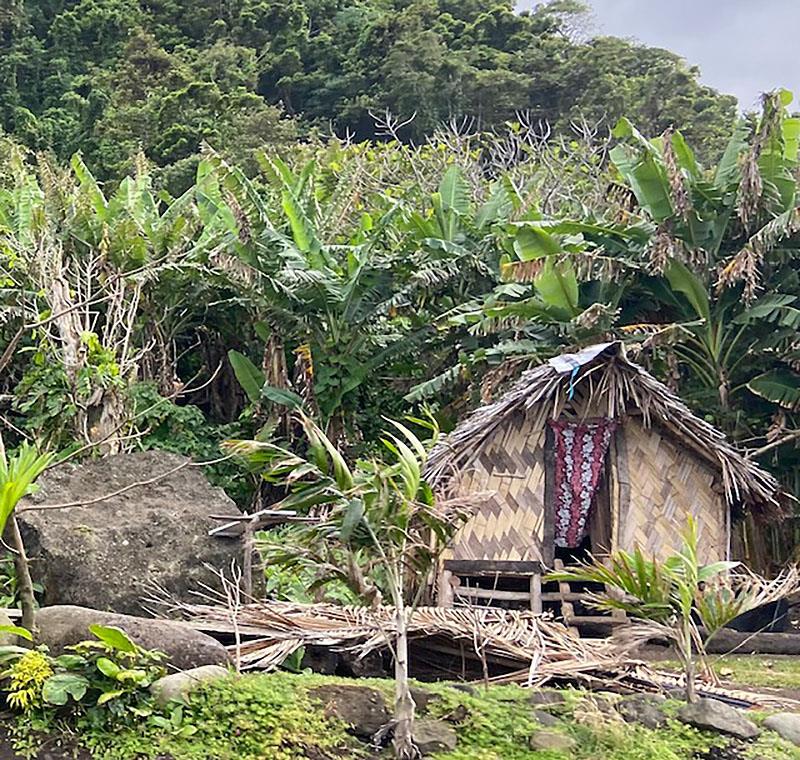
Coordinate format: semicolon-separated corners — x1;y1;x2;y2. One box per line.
518;0;800;109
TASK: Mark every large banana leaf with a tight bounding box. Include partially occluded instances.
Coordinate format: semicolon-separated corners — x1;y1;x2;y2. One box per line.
534;258;579;315
610;118;673;222
714;119;749;190
747;368;800;409
664;260;710;323
475;182;514;229
438;165;470;215
512;226;562;260
733;294;800;328
670;131;702;179
228;350;265;404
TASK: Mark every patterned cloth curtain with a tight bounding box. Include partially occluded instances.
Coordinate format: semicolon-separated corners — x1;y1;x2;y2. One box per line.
548;418;617;549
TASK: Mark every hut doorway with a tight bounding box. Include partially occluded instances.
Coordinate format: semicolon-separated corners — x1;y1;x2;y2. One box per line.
553;461;612;565
545;418;616;568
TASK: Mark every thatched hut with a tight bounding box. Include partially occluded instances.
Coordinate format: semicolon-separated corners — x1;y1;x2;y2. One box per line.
426;342;788;611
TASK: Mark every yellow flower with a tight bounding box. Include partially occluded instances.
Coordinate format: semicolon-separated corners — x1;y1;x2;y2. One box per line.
7;650;53;711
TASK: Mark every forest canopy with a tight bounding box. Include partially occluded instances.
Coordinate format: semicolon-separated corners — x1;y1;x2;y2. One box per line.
0;0;738;189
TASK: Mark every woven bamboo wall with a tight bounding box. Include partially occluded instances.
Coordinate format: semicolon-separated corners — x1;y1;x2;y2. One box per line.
446;411;546;561
619;418;727;563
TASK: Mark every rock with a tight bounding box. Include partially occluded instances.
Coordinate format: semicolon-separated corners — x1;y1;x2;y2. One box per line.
309;684;390;739
529;731;577;751
448;683;477;696
18;451;250;615
617;695;667;729
413;719;457;755
410;687;437;714
764;713;800;745
151;665;229;706
678;698;760;739
528;689;567;708
532;709;560;727
0;608;19;645
35;605;231;669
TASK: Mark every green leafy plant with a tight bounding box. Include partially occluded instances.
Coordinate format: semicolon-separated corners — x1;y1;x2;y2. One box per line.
548;518;800;702
0;625;166;727
0;439;54;634
226;412;476;759
50;625;167;714
0;443;53;537
5;649;53;711
149;703;199;739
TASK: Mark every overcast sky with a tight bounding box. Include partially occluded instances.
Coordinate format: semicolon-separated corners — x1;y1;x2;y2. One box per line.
519;1;800;110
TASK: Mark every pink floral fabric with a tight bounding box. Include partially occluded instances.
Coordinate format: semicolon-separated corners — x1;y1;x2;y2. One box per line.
548;418;617;548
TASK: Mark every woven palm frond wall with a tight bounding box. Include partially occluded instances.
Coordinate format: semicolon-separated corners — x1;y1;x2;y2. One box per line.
445;411;547;562
619;418;728;563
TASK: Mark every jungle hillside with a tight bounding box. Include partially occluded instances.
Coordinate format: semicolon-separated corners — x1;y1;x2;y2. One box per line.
1;2;800;760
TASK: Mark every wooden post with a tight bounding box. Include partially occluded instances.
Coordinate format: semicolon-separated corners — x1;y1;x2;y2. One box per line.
242;516;258;598
553;559;578;635
437;568;455;608
529;573;542;615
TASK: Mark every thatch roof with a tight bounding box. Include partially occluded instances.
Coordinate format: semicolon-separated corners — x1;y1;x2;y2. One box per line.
425;342;787;514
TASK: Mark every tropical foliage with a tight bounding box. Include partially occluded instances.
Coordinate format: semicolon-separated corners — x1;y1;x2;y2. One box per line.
0;89;796;544
548;519;800;702
227;412;473;758
0;0;738;190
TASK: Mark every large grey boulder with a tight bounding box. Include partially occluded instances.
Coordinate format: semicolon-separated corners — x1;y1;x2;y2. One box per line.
678;698;760;739
150;665;230;706
764;713;800;746
309;684;390;739
413;719;457;755
36;605;231;669
18;451;247;614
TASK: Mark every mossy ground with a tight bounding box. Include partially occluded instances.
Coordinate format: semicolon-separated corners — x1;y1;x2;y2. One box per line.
660;654;800;692
13;670;800;760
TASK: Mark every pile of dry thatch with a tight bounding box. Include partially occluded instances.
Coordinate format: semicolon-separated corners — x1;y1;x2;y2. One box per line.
160;598;624;683
425;342;787;514
155;598;800;709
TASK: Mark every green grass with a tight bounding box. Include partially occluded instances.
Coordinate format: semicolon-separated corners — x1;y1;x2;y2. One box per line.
12;671;800;760
660;655;800;691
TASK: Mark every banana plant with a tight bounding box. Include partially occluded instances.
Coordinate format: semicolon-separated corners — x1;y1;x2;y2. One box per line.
407;214;650;403
609;91;800;423
200;152;483;444
0;150;203;450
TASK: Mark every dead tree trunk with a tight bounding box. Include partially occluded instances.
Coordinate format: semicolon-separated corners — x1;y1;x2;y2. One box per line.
392;603;417;759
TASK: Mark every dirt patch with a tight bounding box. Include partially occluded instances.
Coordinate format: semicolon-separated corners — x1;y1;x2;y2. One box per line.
0;727;92;760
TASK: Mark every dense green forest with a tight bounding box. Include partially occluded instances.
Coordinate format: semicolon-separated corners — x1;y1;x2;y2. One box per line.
0;0;738;190
0;1;798;557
